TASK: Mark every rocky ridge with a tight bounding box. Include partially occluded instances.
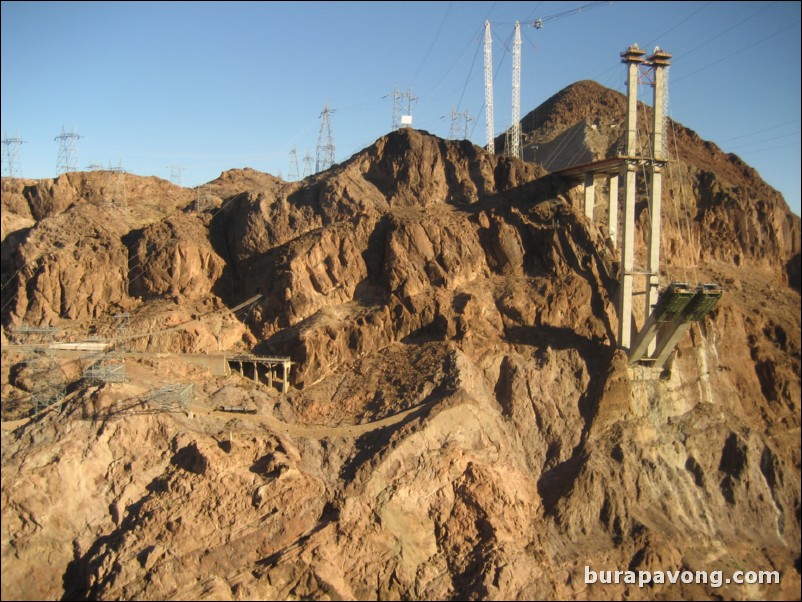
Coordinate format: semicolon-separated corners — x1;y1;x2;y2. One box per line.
1;80;800;600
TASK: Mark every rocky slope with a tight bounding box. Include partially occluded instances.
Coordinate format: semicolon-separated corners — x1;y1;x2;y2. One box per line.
1;80;800;601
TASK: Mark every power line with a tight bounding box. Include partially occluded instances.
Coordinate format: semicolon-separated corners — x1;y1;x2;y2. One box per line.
672;20;800;84
411;1;453;86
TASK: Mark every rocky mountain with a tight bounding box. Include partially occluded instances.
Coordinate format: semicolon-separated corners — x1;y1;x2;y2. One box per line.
1;80;799;601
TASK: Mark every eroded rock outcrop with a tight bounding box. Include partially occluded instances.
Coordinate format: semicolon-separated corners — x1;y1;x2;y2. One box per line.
1;82;799;601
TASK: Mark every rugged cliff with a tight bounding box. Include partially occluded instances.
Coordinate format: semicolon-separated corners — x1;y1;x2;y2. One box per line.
1;81;799;601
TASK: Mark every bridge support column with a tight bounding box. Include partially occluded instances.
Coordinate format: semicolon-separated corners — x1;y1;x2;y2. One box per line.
645;47;671;357
620;162;637;349
282;361;290;394
584;172;595;220
617;44;646;349
608;173;619;248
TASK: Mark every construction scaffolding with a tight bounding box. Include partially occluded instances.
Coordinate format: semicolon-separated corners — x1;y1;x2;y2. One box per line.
10;325;66;413
84;357;126;384
149;383;193;412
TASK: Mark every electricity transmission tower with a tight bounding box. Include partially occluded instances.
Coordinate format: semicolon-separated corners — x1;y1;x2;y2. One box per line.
315;104;335;173
484;20;495;155
508;21;522;159
54;126;82;174
288;145;300;181
302;148;313;178
391;87;418;129
168;165;184;186
108;162;127;207
449;108;473;140
1;132;25;178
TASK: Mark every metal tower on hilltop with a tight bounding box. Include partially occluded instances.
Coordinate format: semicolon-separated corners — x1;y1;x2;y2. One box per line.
449;108;473;140
168;165;184;186
508;21;522;159
54;127;82;174
483;21;495;155
315;104;336;173
302;148;313;179
107;161;127;207
1;132;25;178
391;87;418;130
288;145;300;181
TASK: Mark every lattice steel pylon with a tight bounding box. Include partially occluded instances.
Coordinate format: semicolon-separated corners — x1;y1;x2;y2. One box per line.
484;20;495;155
315;104;336;173
508;22;522;159
108;162;127;207
302;148;313;179
55;126;82;174
2;132;25;178
449;108;473;140
168;164;184;186
196;185;212;212
391;87;418;130
288;145;300;181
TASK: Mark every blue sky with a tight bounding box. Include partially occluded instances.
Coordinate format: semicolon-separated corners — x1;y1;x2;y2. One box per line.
2;1;800;215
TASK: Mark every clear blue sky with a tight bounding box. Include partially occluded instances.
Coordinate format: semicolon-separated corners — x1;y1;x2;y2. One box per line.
2;1;800;215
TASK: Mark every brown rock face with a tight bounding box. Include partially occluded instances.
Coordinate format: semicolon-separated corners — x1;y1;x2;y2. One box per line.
1;83;800;601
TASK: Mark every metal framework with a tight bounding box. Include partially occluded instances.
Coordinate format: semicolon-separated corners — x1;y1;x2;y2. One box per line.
149;383;193;412
11;325;65;413
484;20;495;155
84;359;126;383
302;148;313;178
55;127;82;174
168;164;184;186
108;163;127;207
449;108;473;140
509;22;522;159
288;145;300;181
196;185;212;212
391;87;417;130
315;104;336;173
1;132;25;178
114;313;131;350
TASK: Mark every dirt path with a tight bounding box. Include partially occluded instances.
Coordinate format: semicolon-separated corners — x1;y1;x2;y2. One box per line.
1;390;83;431
191;400;434;439
2;393;433;439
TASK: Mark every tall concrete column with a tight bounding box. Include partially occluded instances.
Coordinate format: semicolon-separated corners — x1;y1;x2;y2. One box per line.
620;162;637;348
618;44;646;349
645;48;672;356
282;361;290;394
584;172;595;220
608;173;619;248
645;164;663;356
